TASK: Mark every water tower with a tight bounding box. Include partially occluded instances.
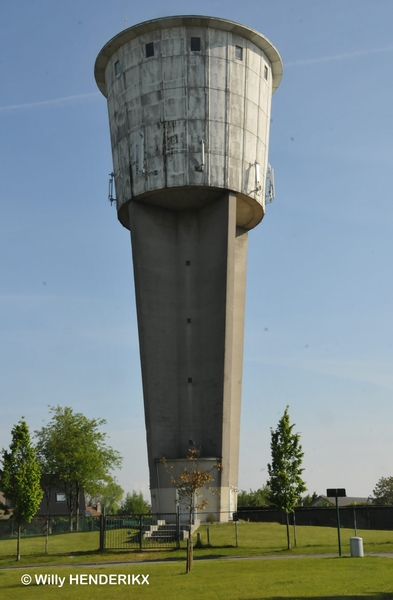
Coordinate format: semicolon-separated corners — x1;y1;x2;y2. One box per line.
95;15;282;520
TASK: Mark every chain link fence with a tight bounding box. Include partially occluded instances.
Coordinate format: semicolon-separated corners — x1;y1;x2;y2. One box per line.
0;516;100;557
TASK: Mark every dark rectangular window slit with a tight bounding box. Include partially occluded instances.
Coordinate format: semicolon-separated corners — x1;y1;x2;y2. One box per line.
235;46;243;60
188;377;193;383
145;42;154;58
191;37;201;52
186;260;191;266
187;318;192;324
114;61;121;75
264;65;268;79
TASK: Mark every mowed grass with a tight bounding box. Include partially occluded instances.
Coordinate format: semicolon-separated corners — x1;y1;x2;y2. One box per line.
193;522;393;556
0;522;393;568
0;532;100;565
1;557;393;600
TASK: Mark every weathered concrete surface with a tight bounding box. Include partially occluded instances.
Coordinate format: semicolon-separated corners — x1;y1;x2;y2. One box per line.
129;192;247;516
95;16;282;231
95;16;282;520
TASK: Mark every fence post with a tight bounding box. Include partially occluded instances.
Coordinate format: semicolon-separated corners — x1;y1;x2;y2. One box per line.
139;515;143;550
176;507;180;549
293;510;297;547
99;514;105;551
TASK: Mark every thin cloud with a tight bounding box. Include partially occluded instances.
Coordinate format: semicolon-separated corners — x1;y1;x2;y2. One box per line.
0;92;100;112
247;354;393;392
286;44;393;67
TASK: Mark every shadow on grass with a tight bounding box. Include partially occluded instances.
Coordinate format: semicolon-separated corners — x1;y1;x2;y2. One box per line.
254;596;393;600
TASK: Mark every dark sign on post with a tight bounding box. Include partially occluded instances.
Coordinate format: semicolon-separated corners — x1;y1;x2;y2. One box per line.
326;488;346;556
327;488;346;498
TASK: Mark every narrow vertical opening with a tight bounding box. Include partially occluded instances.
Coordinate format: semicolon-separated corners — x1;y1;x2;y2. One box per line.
235;46;243;61
114;61;121;75
191;37;201;52
145;42;154;58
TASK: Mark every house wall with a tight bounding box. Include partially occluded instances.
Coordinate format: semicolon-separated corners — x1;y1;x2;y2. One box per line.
36;488;86;518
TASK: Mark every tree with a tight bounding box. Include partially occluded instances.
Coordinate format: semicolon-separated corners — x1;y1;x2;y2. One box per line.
237;486;271;507
35;406;122;531
40;470;61;553
162;449;221;573
0;419;43;560
87;478;124;515
300;492;318;506
118;491;150;515
372;476;393;505
267;407;306;550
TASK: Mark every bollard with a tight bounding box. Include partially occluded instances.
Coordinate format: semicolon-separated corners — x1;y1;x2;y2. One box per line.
350;537;364;557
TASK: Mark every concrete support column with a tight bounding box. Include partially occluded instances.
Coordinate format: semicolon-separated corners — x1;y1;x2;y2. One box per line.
128;192;247;519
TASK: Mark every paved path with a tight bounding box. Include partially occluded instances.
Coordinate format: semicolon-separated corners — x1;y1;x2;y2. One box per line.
1;552;393;571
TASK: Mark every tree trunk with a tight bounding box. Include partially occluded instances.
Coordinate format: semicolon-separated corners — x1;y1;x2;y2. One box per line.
285;512;291;550
75;483;80;532
17;523;21;561
45;518;49;554
186;537;193;573
293;511;297;547
186;506;193;573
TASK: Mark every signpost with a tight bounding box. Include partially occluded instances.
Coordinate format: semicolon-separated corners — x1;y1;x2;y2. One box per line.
327;488;346;556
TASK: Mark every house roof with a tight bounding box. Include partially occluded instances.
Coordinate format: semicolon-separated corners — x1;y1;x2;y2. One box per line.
310;495;370;507
85;505;101;517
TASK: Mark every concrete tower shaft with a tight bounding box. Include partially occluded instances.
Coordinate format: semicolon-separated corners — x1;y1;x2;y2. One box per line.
95;16;282;518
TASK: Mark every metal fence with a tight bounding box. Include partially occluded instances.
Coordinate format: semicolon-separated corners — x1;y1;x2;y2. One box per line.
0;516;101;557
102;513;183;550
0;516;100;539
235;505;393;530
5;506;391;556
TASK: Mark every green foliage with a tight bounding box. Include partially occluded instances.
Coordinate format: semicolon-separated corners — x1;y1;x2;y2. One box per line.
35;406;122;529
372;476;393;505
300;491;319;506
0;419;43;560
87;477;124;515
267;407;306;513
267;406;306;550
0;419;43;523
118;491;150;515
237;486;270;507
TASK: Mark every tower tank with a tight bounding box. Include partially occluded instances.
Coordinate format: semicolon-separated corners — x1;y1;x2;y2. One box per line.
95;15;282;520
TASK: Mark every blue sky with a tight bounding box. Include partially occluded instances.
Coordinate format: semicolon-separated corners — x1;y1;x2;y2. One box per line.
1;0;393;501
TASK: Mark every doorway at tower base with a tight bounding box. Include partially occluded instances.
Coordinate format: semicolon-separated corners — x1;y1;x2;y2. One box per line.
152;458;237;523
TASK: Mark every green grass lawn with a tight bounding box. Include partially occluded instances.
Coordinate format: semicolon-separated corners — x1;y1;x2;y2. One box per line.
1;557;393;600
0;522;392;569
0;531;100;561
194;522;393;556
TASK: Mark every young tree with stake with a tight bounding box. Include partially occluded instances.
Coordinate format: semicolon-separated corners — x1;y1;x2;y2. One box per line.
0;419;43;561
162;449;220;573
267;406;306;550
